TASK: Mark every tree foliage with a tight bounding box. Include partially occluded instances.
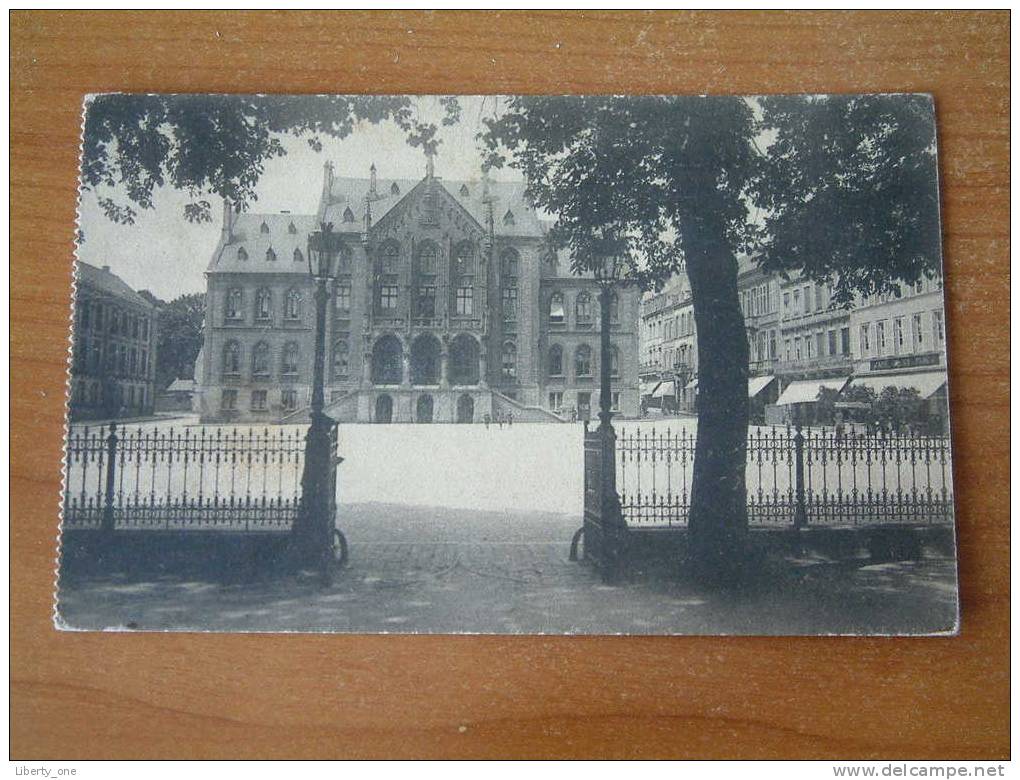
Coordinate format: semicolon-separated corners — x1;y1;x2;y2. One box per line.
755;94;941;305
144;292;206;390
82;94;460;225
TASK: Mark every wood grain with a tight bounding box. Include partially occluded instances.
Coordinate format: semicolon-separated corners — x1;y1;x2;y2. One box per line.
10;10;1009;759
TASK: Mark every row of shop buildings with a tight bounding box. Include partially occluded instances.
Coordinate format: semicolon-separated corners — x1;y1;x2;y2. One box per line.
639;256;951;431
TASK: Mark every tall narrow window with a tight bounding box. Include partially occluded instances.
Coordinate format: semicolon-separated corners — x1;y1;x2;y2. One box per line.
575;345;593;378
284;288;301;320
252;342;271;378
453;242;474;317
222;341;241;376
860;323;871;356
575;292;593;326
416;243;438;318
609;292;620;324
335;277;352;312
255;288;272;321
548;344;564;377
501;250;519;322
502;342;517;381
225;288;243;321
932;310;944;345
610;346;620;377
377;242;400;313
912;312;925;350
549;292;565;325
281;342;299;376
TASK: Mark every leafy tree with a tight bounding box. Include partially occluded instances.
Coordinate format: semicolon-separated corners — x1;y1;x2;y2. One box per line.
815;385;877;427
148;292;206;390
81;94;460;224
873;386;925;433
482;94;941;580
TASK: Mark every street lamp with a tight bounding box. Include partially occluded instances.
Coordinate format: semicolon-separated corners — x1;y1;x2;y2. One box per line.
591;232;628;432
587;229;630;580
291;222;346;584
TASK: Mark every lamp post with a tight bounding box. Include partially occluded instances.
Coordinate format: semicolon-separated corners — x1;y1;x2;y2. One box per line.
292;222;345;584
590;231;629;580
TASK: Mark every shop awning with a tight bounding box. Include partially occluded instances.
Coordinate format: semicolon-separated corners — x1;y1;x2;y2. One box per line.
748;375;776;398
775;377;851;406
850;372;948;400
685;379;697;391
652;380;677;398
640;381;660;398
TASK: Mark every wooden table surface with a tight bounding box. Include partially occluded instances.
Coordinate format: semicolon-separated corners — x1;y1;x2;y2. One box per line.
10;11;1010;759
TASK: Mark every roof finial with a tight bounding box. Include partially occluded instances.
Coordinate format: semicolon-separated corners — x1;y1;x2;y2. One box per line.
369;162;377;195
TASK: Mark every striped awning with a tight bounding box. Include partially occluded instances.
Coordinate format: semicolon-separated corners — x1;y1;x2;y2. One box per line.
652;380;677;398
748;375;776;398
775;377;851;406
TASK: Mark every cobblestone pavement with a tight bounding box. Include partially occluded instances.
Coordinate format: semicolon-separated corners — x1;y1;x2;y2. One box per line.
57;503;958;635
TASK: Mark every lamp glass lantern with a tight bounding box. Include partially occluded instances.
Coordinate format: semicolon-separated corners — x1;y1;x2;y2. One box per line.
307;223;344;282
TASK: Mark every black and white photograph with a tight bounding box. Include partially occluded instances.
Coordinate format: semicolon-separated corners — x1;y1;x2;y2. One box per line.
57;93;958;635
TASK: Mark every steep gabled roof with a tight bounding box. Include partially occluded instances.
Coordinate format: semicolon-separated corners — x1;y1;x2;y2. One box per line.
75;261;156;309
209;213;319;274
320;175;546;239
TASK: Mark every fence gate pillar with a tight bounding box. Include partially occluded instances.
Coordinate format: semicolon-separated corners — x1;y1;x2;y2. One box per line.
101;422;118;536
793;424;808;530
581;421;627;580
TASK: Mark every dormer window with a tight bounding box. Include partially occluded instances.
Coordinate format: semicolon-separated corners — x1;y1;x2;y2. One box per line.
459;184;470;197
237;247;248;262
288;222;297;234
342;206;356;223
293;248;304;264
260;221;269;234
503;209;515;226
266;247;277;262
390;182;401;196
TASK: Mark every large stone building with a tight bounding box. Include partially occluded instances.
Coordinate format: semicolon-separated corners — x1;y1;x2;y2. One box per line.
196;160;640;424
638;259;949;428
69;262;159;421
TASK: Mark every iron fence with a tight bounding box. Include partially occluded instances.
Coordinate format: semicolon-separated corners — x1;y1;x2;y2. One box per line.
616;425;954;529
62;423;320;533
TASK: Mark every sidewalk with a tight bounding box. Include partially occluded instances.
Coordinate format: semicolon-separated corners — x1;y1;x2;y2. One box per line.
57;503;958;635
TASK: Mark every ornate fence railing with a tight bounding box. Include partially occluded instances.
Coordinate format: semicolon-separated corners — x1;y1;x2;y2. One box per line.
616;425;954;529
61;423;327;533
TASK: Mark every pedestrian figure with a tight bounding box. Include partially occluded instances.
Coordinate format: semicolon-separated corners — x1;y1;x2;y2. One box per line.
497;412;504;429
507;412;513;428
483;412;491;429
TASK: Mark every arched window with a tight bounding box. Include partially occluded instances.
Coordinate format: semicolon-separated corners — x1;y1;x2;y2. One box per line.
449;334;480;385
222;341;241;376
501;342;517;381
260;221;270;234
610;346;620;377
501;249;519;323
415;243;438;318
575;292;593;326
284;288;301;320
254;288;272;321
376;242;400;313
548;344;564;377
236;247;248;262
332;339;350;379
225;288;243;321
549;292;565;325
390;182;401;196
371;335;403;384
266;247;277;262
281;342;299;376
252;342;271;378
342;206;356;223
288;221;297;234
459;184;470;197
453;242;474;317
381;241;400;272
293;247;304;264
503;209;515;226
609;292;620;324
575;345;593;378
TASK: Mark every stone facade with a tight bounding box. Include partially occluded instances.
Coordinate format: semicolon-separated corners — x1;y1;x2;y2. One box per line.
197;162;640;423
69;262;159;421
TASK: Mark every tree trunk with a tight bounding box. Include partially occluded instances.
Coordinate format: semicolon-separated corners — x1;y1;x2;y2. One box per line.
682;219;750;582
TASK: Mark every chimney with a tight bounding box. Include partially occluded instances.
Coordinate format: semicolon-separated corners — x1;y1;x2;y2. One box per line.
221;198;234;243
425;148;435;180
369;163;378;196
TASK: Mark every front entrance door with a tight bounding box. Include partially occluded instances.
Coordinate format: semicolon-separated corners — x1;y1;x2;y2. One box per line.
416;394;434;423
375;394;393;423
456;394;474;424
